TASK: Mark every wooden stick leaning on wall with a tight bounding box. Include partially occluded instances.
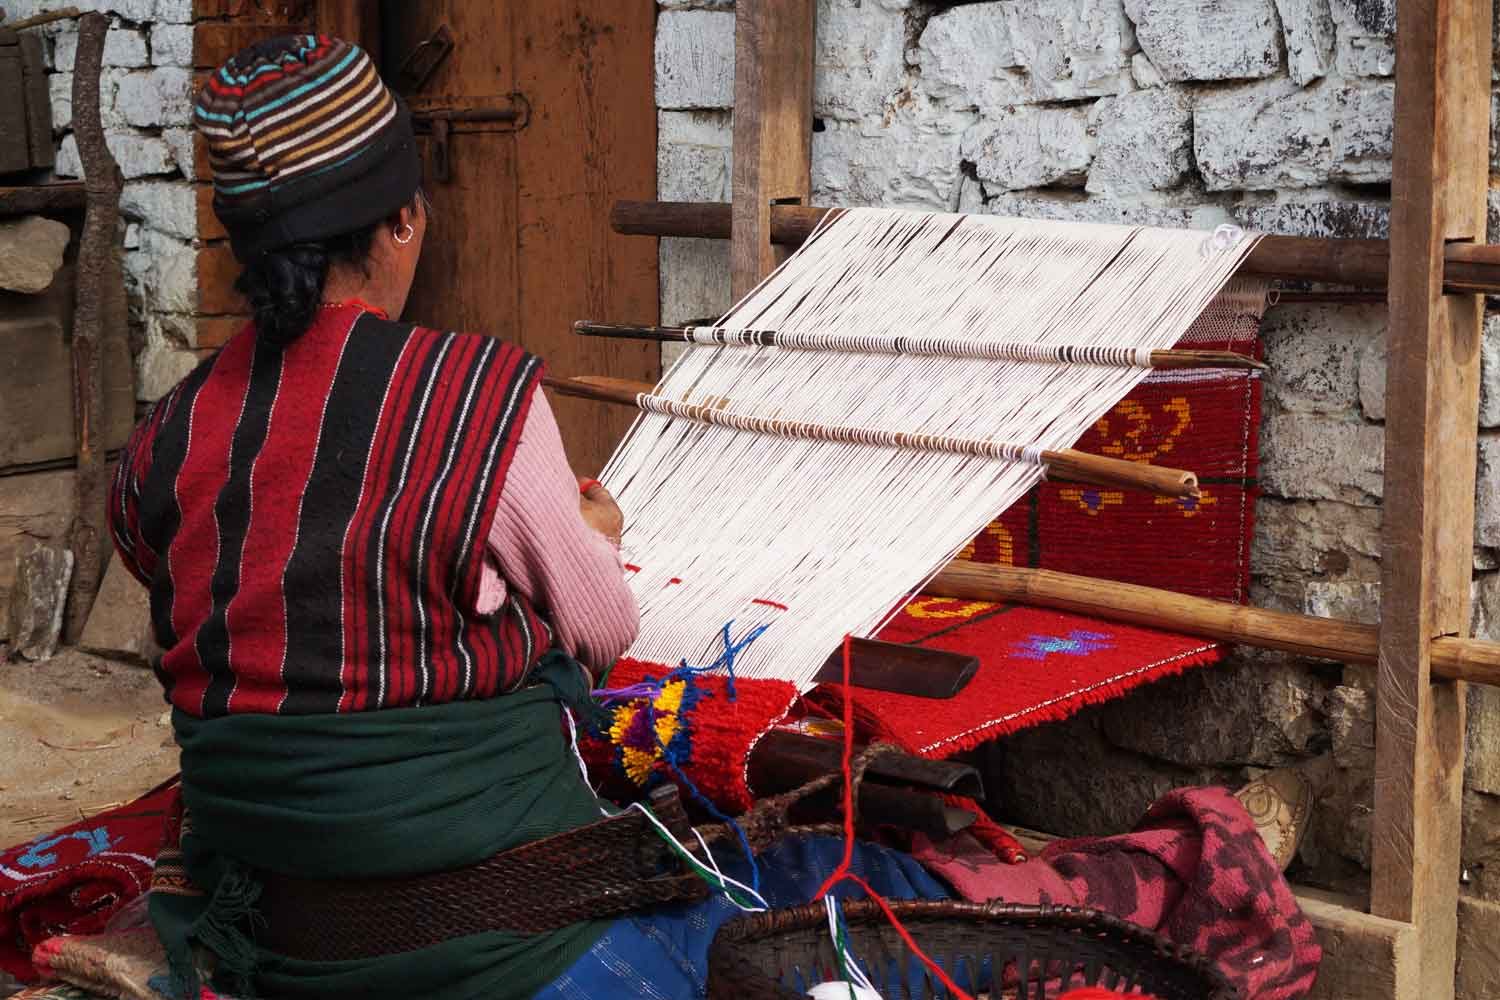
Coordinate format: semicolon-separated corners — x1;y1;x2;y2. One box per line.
611;200;1500;296
545;375;1201;499
63;12;123;642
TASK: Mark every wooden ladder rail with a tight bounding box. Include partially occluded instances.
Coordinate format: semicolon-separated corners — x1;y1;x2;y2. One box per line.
1371;2;1492;997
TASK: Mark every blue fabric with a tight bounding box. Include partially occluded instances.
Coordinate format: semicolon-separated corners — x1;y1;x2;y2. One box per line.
532;835;953;1000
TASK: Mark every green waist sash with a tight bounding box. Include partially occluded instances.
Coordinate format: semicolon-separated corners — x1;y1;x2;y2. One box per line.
152;651;608;1000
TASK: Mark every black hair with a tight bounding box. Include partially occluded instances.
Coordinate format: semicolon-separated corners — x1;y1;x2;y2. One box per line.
231;189;426;349
233;225;380;350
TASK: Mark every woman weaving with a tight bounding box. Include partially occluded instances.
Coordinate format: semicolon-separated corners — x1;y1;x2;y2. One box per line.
108;36;1318;1000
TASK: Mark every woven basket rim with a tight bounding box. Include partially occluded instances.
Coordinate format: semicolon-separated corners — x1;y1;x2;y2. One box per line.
709;898;1241;999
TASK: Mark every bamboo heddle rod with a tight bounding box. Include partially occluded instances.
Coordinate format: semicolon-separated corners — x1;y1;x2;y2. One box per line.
545;374;1199;498
575;321;1268;371
927;561;1500;688
610;200;1500;296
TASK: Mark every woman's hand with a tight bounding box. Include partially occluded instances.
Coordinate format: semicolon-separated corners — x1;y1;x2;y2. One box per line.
578;478;624;547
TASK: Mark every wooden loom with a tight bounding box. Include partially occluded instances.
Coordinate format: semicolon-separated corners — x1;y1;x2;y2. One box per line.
550;2;1500;997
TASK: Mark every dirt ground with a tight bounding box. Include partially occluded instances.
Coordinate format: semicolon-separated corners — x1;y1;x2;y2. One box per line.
0;648;178;847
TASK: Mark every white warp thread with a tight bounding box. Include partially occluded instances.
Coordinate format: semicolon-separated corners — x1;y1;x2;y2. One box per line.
601;208;1259;688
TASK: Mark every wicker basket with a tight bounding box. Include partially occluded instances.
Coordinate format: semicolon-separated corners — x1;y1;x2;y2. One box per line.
707;899;1241;1000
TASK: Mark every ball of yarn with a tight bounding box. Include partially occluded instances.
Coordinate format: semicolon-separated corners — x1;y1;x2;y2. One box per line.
807;983;883;1000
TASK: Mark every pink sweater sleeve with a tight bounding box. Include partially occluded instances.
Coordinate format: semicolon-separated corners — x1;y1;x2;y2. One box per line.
476;392;639;673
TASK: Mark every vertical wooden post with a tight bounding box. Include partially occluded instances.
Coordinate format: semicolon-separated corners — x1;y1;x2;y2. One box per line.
315;0;379;58
1373;1;1491;996
730;0;815;300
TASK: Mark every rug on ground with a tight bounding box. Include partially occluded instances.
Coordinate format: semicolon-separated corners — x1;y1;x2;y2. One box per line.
1;783;178;983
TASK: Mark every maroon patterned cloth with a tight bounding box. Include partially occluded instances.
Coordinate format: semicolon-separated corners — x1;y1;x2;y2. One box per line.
912;787;1320;1000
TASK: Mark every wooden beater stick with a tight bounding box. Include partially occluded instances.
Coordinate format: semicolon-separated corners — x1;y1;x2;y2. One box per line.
574;321;1268;371
926;561;1500;688
545;374;1200;499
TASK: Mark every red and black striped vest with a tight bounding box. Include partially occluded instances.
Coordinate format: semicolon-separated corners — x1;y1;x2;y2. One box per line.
109;306;550;717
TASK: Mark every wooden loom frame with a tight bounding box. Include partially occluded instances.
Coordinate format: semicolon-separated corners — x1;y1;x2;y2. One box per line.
572;2;1500;997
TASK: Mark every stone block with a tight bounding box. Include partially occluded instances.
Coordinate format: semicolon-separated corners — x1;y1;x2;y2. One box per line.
655;9;734;110
983;189;1232;229
1335;31;1395;77
0;470;73;621
77;552;155;666
138;315;202;400
814;0;909;120
120;179;195;239
1357;338;1386;420
1303;580;1380;623
1234;196;1388;239
47;71;72;131
1099;657;1333;767
130;229;196;317
0;291;134;469
5;541;73;662
149;23;192;67
1084;87;1192;196
1331;0;1395;35
1327;684;1373;769
660;237;730;328
1195;79;1332;191
1005;0;1135;101
1275;0;1336;85
1251;497;1382;583
1464;790;1500;902
1332;80;1393;183
1123;0;1281;82
1476;435;1500;548
112;67;192;128
162;127;192;179
914;3;1026;111
813;103;974;210
52;24;147;72
1260;413;1384;504
657;110;732;202
1260;303;1375;415
1482;314;1500;428
1459;896;1500;1000
962;105;1093;192
0;216;69;294
56;129;174;180
1131;52;1165;88
1467;677;1500;797
155;0;194;23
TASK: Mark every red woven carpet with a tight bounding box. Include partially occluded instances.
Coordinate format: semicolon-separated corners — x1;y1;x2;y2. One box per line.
819;285;1267;758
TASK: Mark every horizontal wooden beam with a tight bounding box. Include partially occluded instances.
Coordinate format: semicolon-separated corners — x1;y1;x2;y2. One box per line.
545;374;1201;499
610;200;1500;296
926;561;1500;688
0;182;86;216
574;321;1268;371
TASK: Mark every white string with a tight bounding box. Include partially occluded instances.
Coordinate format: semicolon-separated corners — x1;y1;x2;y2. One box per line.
603;208;1259;689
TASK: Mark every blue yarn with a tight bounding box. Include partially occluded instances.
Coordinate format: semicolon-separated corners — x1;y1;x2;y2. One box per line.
642;620;770;894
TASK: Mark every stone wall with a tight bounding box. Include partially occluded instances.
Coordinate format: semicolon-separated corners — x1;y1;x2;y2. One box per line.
6;0;200;400
654;0;1500;992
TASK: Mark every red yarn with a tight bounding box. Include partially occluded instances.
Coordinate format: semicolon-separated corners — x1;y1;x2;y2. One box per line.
1059;989;1158;1000
814;634;976;1000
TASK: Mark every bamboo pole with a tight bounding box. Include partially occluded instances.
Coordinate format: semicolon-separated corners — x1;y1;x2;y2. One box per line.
925;561;1500;688
609;200;1500;296
545;374;1200;499
574;321;1268;371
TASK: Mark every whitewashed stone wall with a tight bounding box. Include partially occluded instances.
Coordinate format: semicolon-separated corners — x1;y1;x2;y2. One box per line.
8;0;202;401
656;1;1500;986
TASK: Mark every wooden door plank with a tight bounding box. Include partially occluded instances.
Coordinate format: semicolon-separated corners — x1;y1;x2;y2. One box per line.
314;0;379;57
512;2;659;476
1373;2;1491;997
729;0;815;299
383;2;522;349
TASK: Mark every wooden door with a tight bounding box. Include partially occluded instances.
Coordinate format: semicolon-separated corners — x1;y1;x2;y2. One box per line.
366;1;659;476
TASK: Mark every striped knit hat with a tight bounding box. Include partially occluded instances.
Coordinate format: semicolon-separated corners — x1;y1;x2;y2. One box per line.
195;35;421;259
